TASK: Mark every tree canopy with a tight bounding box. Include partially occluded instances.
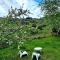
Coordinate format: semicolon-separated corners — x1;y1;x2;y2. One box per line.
41;0;60;15
7;5;31;19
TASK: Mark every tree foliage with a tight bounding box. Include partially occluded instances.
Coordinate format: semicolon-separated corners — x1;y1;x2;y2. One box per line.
7;5;31;20
42;0;60;15
40;0;60;35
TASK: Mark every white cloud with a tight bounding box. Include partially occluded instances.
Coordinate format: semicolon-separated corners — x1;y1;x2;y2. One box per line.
0;0;44;18
0;5;7;17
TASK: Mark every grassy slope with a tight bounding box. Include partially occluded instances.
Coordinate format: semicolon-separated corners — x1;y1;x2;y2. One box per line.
0;13;60;60
0;36;60;60
25;36;60;60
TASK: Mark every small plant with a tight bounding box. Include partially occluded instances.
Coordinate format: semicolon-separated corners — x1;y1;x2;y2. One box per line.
30;27;38;35
0;40;9;49
32;23;36;28
18;41;26;50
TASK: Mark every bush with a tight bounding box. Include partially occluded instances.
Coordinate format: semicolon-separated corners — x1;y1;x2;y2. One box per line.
37;25;46;30
52;27;58;33
0;40;9;49
58;29;60;36
37;25;43;30
32;23;36;28
52;27;60;36
30;28;38;35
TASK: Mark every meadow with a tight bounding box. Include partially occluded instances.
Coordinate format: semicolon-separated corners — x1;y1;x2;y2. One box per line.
0;36;60;60
0;13;60;60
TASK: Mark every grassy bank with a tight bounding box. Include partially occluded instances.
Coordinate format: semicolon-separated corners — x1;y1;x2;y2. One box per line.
0;36;60;60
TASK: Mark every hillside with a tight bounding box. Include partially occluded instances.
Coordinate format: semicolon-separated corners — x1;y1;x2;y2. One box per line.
0;12;60;60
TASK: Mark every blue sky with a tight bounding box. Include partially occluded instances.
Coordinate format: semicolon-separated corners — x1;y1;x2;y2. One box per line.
0;0;44;18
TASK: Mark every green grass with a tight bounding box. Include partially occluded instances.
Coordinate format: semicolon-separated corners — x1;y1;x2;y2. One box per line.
0;36;60;60
25;36;60;60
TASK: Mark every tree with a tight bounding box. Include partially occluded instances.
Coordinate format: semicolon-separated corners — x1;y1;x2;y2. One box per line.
39;0;60;35
16;4;31;24
7;5;31;20
7;6;18;21
17;5;31;19
41;0;60;15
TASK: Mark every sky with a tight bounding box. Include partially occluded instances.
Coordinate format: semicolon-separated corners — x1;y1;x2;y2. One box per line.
0;0;44;18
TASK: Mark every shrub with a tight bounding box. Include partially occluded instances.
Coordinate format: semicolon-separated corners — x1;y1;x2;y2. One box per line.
37;25;46;30
0;40;9;49
32;23;36;28
52;27;58;33
30;28;38;35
